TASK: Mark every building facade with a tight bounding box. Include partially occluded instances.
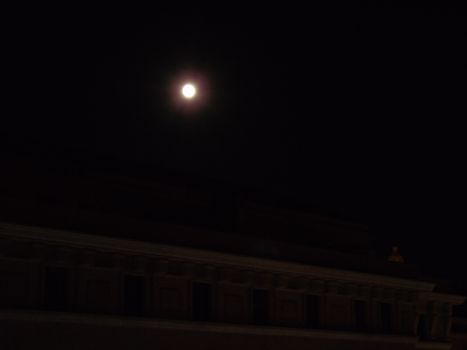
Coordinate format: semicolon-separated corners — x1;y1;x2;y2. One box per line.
451;318;467;350
1;222;465;350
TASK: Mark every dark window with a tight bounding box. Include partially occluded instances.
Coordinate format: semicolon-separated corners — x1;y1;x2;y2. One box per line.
192;282;212;321
252;289;270;325
417;315;430;340
381;303;392;333
306;295;321;328
123;275;145;316
355;300;367;332
44;266;69;311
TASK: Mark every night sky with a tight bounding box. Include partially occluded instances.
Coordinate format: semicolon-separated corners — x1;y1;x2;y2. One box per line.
3;3;467;290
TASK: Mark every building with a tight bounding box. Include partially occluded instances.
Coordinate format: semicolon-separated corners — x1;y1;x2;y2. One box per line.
0;176;465;349
451;318;467;350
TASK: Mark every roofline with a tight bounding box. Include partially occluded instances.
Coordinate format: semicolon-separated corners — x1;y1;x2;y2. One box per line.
422;292;467;305
0;222;434;292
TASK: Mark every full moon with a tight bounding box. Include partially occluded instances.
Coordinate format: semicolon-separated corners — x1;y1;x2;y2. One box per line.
181;83;197;99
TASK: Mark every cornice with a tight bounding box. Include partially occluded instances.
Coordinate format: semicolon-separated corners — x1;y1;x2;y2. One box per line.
0;222;435;291
421;292;466;305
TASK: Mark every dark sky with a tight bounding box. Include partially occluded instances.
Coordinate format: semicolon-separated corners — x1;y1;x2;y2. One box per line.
3;3;467;283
